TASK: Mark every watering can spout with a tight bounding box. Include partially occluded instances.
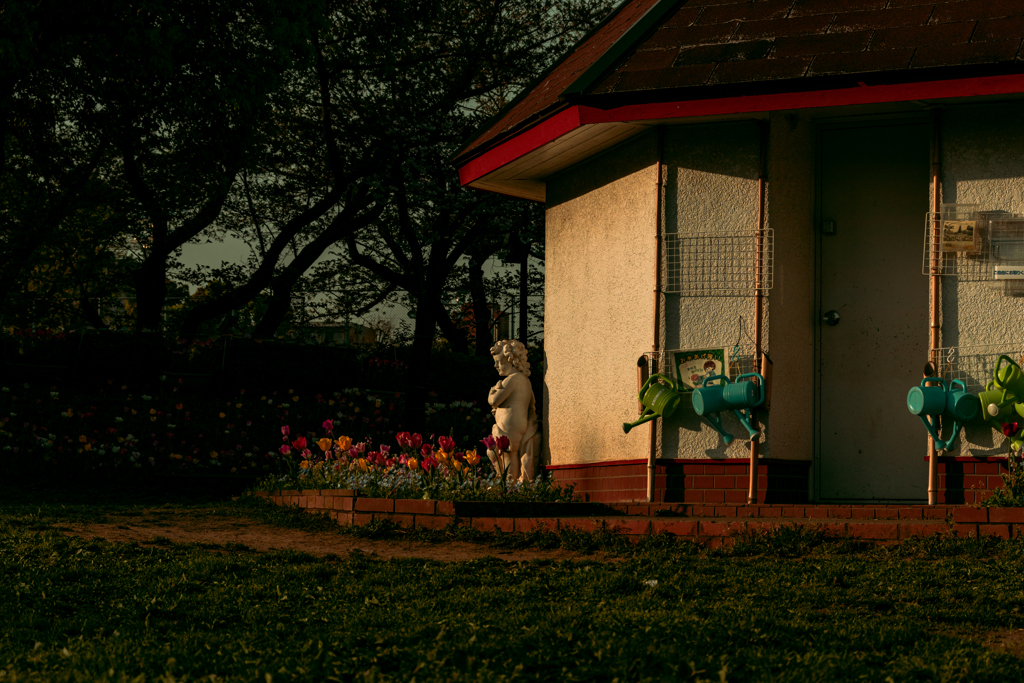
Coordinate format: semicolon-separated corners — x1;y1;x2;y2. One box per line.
622;373;682;435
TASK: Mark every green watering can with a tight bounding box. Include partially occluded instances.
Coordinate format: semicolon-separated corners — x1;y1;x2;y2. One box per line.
907;377;979;451
978;355;1024;419
691;373;765;444
623;373;682;434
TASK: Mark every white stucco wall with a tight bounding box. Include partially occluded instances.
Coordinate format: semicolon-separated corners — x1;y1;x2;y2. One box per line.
659;121;769;458
544;133;658;466
940;102;1024;456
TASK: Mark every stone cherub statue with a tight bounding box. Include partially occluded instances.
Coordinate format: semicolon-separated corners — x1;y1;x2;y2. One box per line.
486;339;540;483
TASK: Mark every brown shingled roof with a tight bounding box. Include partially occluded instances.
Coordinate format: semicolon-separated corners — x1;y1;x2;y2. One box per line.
595;0;1024;95
456;0;1024;165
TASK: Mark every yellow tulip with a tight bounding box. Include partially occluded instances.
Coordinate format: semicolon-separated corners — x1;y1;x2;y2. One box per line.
149;408;157;415
356;458;368;472
219;412;226;418
335;436;352;451
466;449;480;466
317;437;333;452
453;461;463;472
78;435;87;443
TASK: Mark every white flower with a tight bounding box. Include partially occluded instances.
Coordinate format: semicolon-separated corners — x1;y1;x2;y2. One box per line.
141;395;151;401
1;387;8;392
115;417;123;423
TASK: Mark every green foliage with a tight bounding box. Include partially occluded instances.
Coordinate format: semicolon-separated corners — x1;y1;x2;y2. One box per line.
981;456;1024;508
4;496;1024;681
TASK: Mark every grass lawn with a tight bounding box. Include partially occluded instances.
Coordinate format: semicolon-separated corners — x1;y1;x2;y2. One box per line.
2;488;1024;682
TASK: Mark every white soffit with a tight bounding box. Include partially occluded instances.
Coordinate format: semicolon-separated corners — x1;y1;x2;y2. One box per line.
466;121;648;202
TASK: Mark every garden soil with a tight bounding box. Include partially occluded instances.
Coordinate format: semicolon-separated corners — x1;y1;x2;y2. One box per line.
58;509;617;564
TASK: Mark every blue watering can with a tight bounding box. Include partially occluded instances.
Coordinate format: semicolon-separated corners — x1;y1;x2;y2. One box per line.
691;373;765;443
906;377;979;451
623;373;682;434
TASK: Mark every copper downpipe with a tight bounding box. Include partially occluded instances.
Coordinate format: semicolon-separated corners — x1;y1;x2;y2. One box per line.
749;121;768;505
648;129;665;503
928;110;942;506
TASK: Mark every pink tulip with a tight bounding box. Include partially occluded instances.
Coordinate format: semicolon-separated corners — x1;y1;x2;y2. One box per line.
279;445;291;455
322;419;334;433
480;435;496;450
281;425;290;436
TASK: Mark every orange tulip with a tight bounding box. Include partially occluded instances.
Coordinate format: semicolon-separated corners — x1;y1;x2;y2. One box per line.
317;437;333;452
466;449;480;466
335;436;352;451
407;458;418;471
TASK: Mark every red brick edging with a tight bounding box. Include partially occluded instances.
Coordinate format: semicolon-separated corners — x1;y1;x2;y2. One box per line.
255;489;1024;548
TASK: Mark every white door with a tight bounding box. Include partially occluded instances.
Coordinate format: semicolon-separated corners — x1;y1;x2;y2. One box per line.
817;122;930;501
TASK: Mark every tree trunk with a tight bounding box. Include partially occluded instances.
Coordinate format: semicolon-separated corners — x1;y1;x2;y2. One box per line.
252;289;292;338
401;294;436;434
132;263;167;333
467;259;492;356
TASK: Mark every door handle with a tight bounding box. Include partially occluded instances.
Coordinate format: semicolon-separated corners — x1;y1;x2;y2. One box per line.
822;310;840;326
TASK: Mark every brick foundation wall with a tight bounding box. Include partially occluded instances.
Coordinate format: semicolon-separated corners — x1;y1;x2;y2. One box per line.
544;458;810;504
929;456;1010;504
254;490;1024;548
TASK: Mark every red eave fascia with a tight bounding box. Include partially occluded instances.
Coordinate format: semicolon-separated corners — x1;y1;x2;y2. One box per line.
458;72;1024;187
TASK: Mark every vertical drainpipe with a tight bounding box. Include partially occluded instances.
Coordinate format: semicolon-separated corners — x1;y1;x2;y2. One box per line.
928;109;942;506
749;120;769;505
648;128;665;504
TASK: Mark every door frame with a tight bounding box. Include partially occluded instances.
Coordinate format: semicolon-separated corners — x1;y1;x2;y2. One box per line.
811;113;934;503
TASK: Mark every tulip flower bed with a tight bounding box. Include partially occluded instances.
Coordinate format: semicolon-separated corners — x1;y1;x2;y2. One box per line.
262;425;574;503
0;378;492;485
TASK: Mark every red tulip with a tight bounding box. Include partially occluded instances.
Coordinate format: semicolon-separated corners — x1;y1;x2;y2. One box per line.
1003;422;1020;437
420;443;434;457
496;435;510;451
410;433;423;448
438;435;456;453
292;436;307;450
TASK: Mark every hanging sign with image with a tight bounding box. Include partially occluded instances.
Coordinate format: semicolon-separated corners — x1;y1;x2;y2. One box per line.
941;219;980;253
671;347;730;392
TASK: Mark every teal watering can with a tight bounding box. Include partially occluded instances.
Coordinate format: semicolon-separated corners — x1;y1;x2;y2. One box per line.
691;373;765;444
906;377;979;451
623;373;682;434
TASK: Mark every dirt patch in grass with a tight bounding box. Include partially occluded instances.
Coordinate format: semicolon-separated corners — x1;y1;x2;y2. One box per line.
982;629;1024;659
57;508;616;563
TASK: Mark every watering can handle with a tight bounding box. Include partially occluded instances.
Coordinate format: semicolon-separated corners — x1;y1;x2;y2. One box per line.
993;355;1020;388
950;379;967;393
637;372;675;401
703;373;730;388
736;372;767;407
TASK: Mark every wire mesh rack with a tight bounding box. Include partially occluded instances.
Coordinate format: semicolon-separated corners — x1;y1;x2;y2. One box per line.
920;211;1024;281
640;345;761;387
929;344;1024;395
664;230;773;296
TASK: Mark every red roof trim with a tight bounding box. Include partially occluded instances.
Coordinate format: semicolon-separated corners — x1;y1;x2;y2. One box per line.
458;72;1024;188
457;107;582;186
